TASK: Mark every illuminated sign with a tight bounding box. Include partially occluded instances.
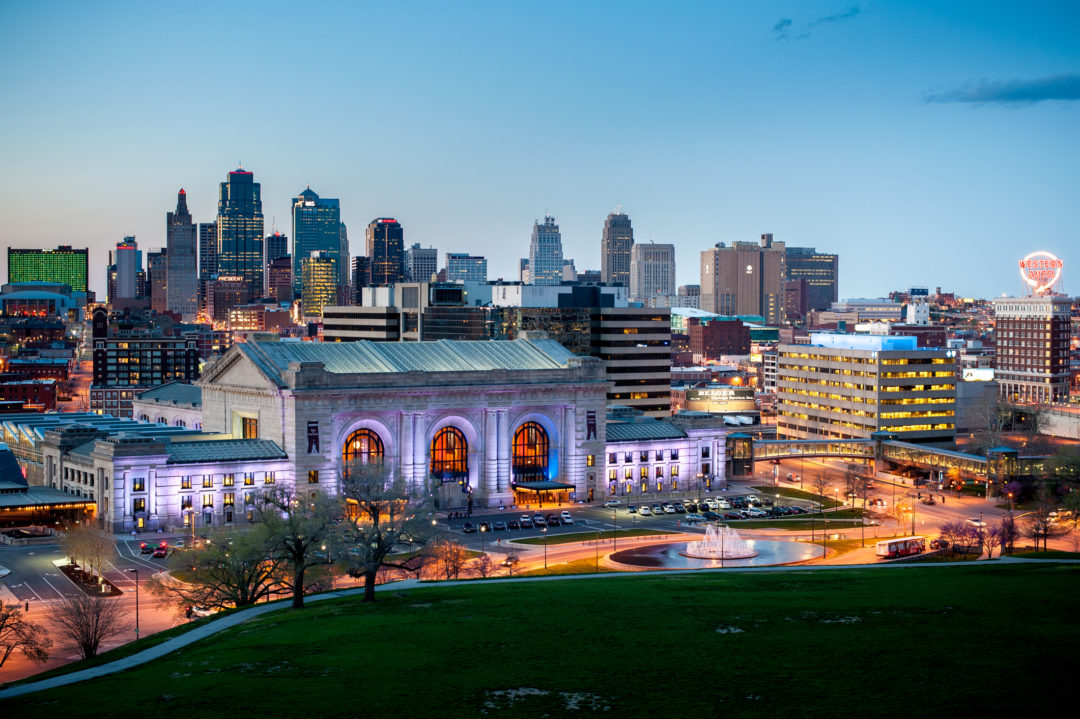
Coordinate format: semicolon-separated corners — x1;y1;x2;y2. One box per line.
962;368;995;382
1018;251;1063;295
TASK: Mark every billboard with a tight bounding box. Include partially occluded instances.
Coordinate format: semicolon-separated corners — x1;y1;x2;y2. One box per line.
1018;251;1064;295
962;368;995;382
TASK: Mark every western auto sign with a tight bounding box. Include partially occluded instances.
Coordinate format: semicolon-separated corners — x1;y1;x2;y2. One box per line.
1018;251;1063;294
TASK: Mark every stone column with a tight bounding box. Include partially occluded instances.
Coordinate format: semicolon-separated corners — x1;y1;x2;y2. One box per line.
411;412;427;489
400;411;414;486
496;409;510;492
485;409;499;496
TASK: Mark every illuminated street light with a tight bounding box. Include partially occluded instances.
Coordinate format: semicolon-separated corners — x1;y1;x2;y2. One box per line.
541;527;548;569
127;568;139;640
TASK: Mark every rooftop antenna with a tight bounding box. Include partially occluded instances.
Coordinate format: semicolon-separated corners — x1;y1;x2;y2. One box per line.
271;215;277;234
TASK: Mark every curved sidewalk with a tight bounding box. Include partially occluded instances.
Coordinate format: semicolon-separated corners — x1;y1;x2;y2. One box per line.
2;555;1071;700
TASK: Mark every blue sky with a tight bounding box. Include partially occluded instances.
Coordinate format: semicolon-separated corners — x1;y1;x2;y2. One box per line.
1;1;1077;299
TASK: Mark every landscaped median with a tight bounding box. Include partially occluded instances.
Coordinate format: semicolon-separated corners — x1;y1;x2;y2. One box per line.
751;485;842;508
2;564;1078;716
510;528;676;546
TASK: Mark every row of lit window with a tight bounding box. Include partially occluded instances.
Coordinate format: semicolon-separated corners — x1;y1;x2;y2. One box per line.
607;449;683;463
880;423;954;432
880;397;953;406
780;399;876;418
608;465;682;481
781;364;876;377
880;371;955;379
879;384;953;392
179;472;274;489
878;410;955;420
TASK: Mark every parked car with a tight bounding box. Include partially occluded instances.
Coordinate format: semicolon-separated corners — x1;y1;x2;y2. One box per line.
701;511;720;520
520;515;533;528
479;521;491;532
462;522;477;533
560;511;574;525
492;521;507;531
716;500;732;509
674;503;686;514
139;541;153;554
745;508;767;518
684;502;699;513
546;513;561;526
627;504;638;514
639;506;653;516
533;514;547;527
603;500;622;508
723;512;745;520
684;514;706;524
508;520;521;530
662;503;677;514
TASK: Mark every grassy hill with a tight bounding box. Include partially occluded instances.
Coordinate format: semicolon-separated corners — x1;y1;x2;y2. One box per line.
5;563;1078;717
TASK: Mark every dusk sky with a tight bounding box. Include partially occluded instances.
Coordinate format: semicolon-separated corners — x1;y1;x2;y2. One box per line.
1;1;1077;299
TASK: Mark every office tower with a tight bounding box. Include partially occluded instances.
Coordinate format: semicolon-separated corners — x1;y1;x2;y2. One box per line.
352;256;370;303
7;246;89;293
675;284;700;309
784;279;809;322
339;222;350;297
266;256;293;304
445;253;488;283
114;238;140;300
992;295;1071;404
561;259;577;283
291;186;341;298
265;231;288;263
302;251;337;318
592;307;671;416
699;233;786;324
206;277;250;323
366;218;405;286
405;243;438;282
528;215;563;286
601;209;634;286
776;333;956;444
166;189;198;319
216;167;264;300
785;246;839;312
148;248;168;313
518;258;530;284
630;243;676;303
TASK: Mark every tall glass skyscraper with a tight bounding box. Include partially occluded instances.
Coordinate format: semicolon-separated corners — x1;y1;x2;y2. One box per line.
528;215;563;286
216;167;264;300
7;246;89;293
166;189;198;319
291;186;341;298
601;209;634;286
366;218;405;287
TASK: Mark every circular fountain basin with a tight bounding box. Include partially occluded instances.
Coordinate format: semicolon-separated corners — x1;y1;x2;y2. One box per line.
611;539;820;569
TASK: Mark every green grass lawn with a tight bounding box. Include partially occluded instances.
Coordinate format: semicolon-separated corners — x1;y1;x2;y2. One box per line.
512;528;673;545
751;485;842;507
1013;549;1080;560
5;564;1078;717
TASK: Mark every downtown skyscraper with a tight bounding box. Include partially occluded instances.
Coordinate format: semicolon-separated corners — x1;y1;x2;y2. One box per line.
291;186;341;298
165;189;198;319
216;167;264;301
367;218;405;287
528;215;563;286
601;209;634;286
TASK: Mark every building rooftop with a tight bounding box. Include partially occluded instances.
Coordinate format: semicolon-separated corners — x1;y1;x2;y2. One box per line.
606;419;687;442
165;439;287;464
136;382;202;407
807;333;918;352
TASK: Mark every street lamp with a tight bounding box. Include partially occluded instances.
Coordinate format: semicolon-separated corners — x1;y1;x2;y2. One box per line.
127;568;139;640
480;524;487;554
612;502;617;553
594;528;600;573
541;527;548;569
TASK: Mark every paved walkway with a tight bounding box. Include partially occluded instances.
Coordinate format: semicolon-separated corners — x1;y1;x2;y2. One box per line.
2;555;1075;700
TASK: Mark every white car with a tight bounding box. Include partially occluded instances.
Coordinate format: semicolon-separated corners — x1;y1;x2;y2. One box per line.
560;511;574;524
603;500;622;508
662;503;677;514
744;508;767;518
703;499;719;510
717;500;732;509
639;506;653;516
965;517;987;528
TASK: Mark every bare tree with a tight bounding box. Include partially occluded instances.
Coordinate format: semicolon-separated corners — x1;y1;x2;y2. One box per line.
470;553;499;579
982;525;1003;559
0;605;51;669
257;486;338;609
1000;514;1019;555
335;462;436;602
51;593;127;659
151;525;285;612
967;394;1009;454
1021;504;1065;551
432;537;469;580
809;469;831;509
60;525;114;587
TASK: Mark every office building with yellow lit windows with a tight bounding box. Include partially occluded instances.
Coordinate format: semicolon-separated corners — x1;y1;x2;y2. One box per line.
776;333;956;444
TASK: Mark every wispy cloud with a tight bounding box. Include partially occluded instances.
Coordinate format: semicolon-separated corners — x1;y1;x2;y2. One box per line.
809;6;861;27
772;6;860;41
924;74;1080;106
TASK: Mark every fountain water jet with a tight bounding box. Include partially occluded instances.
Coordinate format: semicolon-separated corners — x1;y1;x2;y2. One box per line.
680;524;758;560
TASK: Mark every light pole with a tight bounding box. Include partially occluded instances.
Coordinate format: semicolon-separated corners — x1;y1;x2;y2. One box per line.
595;529;600;573
612;503;617;553
127;568;139;640
541;527;548;569
480;524;486;555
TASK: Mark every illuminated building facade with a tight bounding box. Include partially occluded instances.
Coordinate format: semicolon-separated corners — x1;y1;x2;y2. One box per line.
992;295;1071;404
301;251;337;318
166;189;199;319
785;246;839;313
291;187;341;298
601;210;634;286
445;252;488;283
700;234;786;325
366;218;405;287
777;333;956;444
216;168;265;300
528;215;563;286
7;246;89;294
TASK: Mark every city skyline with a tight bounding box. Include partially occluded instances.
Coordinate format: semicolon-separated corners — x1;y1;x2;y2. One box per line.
1;2;1077;299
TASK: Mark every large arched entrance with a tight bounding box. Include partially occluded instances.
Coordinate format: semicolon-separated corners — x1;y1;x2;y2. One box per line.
431;426;470;511
342;428;385;473
511;421;570;506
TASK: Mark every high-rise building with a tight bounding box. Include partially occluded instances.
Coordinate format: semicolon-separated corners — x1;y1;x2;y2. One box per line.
114;238;140;300
166;189;198;319
528;215;563;286
591;307;671;416
198;221;218;308
266;256;293;304
367;218;405;287
776;333;956;444
148;248;168;314
992;295;1071;404
352;256;371;304
265;231;288;263
699;234;786;325
7;246;89;293
785;246;839;313
445;253;488;283
405;243;438;282
206;276;250;324
216;167;264;301
291;187;341;298
601;209;634;286
675;284;700;309
302;251;337;318
338;222;350;298
630;243;676;303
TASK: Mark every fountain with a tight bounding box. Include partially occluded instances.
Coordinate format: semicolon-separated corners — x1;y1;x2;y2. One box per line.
680;524;758;560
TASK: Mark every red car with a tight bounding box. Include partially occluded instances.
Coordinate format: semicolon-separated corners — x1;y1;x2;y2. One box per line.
152;542;169;558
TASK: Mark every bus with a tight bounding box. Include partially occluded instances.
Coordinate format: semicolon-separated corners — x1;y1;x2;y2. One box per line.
875;536;926;559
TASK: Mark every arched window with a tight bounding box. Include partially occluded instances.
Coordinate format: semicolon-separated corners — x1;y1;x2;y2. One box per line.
430;427;468;479
342;428;384;477
175;418;186;428
512;422;549;480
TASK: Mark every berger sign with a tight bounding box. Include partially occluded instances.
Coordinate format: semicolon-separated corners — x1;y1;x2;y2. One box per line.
1018;251;1063;295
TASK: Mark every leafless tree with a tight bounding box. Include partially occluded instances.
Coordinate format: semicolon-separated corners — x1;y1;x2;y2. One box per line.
967;394;1009;454
432;537;469;580
256;485;339;609
150;525;285;612
470;553;499;578
809;470;832;509
1021;504;1065;551
51;593;127;659
1000;514;1019;555
335;461;436;602
982;525;1003;559
0;605;51;669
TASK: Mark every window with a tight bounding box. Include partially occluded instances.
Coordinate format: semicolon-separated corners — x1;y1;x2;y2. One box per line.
224;492;235;506
202;475;213;488
624;468;632;480
641;451;649;463
702;463;711;475
203;495;214;508
624;452;632;463
181;476;191;490
180;495;193;510
132;475;145;492
242;417;258;439
608;469;617;481
655;466;664;478
608;453;617;464
244;473;254;486
512;422;549;479
701;446;710;459
639;466;648;479
224;474;235;487
656;450;664;461
132;498;145;514
586;454;595;467
308;470;319;484
671;465;679;477
265;471;276;485
343;428;384;477
430;427;468;479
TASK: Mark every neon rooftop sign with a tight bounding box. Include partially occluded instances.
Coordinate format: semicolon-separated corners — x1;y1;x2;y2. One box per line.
1018;251;1063;295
